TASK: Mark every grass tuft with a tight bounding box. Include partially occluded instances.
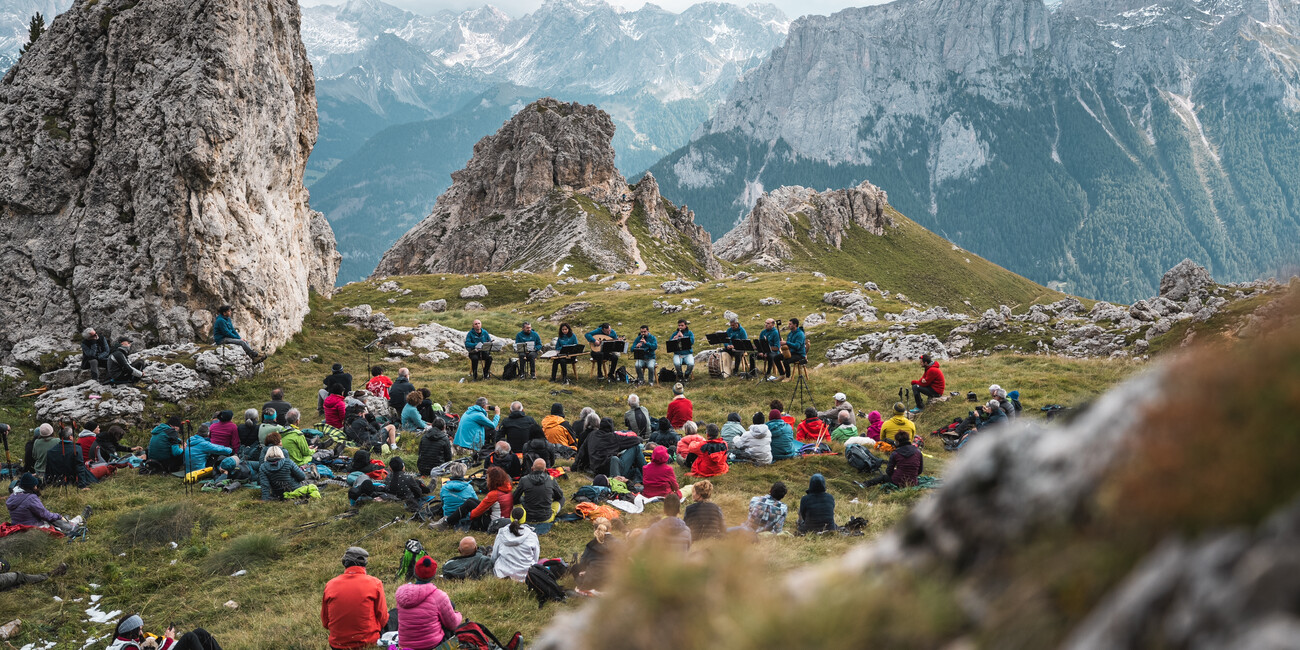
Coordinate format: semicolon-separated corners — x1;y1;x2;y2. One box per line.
204;533;283;575
112;502;204;547
0;530;57;560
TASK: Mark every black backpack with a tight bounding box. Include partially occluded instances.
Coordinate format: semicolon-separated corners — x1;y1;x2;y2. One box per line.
500;359;519;380
658;367;676;384
525;563;566;608
846;445;883;474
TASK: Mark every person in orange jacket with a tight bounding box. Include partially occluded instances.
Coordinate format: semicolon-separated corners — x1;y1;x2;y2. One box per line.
910;354;946;410
795;407;830;443
321;546;388;650
689;424;729;477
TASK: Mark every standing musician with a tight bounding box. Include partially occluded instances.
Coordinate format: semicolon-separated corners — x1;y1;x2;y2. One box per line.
585;323;623;379
514;322;542;380
550;323;580;383
631;325;658;385
778;317;807;382
669;319;695;382
758;318;782;378
465;319;494;381
723;317;749;376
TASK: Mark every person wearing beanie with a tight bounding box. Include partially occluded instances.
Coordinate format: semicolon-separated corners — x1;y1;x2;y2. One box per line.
322;546;388;650
795;406;830;443
648;416;679;454
209;409;240;456
766;409;798;461
731;412;773;465
719;412;745;446
541;402;577;448
666;383;693;429
910;354;946;410
395;556;462;650
688;423;729;478
107;613;219;650
881;402;917;444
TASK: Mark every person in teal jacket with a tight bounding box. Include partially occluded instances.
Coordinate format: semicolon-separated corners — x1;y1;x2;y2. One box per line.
630;325;658;385
454;398;500;452
668;319;695;382
766;409;798;460
585;323;622;378
724;318;749;376
437;463;479;521
778;318;807;381
758;318;782;377
464;320;494;381
401;391;427;431
213;305;263;361
147;417;185;473
551;323;580;383
183;425;232;475
514;322;543;379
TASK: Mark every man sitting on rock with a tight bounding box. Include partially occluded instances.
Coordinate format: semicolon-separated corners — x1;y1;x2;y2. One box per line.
106;338;144;385
910;354;945;411
80;328;110;382
214;304;265;362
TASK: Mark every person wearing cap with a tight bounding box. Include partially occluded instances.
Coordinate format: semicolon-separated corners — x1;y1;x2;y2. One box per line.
320;363;353;413
322;546;388;650
584;323;621;379
665;383;693;429
881;402;918;445
29;423;59;476
630;325;658;385
668;319;695;382
818;393;856;427
910;354;946;410
465;320;495;381
723;318;749;376
514;322;543;380
106;337;144;385
6;473;86;534
395;556;462;650
767;409;798;461
442;536;495;580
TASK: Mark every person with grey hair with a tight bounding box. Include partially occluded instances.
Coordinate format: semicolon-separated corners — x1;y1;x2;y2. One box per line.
484;440;523;479
321;546;388;650
280;408;312;466
514;321;542;379
80;327;109;381
498;401;541;453
818;392;856;427
237;408;261;449
624;394;651;439
990;385;1016;420
108;612;221;650
577;411;601;450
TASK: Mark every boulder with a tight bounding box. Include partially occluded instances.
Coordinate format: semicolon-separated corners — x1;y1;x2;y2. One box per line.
460;284;489;299
661;280;699;294
10;335;72;367
606;282;631;292
977;309;1008;331
804;313;827;327
464;302;486;311
35;381;147;428
141;362;212;403
759;297;782;306
652;300;684;314
1089;302;1128;322
826;333;949;364
377;281;400;293
526;285;561;304
418;300;447;313
335;305;396;334
549;302;592;322
723;310;740;322
0;366;28;398
194;346;263;384
1159;259;1214;301
38;358;86;389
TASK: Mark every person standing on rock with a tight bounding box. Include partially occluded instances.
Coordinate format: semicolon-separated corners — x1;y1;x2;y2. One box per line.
465;320;494;381
213;304;266;363
106;338;144;385
514;322;542;380
910;354;945;411
80;328;110;382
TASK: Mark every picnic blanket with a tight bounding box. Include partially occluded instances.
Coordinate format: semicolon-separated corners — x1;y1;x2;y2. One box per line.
0;522;64;539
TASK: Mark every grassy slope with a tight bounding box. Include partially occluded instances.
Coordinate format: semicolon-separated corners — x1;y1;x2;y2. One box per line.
0;275;1141;648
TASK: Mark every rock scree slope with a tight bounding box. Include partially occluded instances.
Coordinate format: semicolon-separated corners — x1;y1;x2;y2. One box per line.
0;0;339;359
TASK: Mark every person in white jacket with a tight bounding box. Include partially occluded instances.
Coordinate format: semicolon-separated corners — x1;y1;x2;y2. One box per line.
731;413;773;465
491;506;540;581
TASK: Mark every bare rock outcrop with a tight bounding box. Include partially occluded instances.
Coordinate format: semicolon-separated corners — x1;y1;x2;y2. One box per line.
0;0;339;360
715;180;892;268
374;98;718;278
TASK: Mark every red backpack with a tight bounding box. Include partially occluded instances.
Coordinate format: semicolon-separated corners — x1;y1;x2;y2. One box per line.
454;621;521;650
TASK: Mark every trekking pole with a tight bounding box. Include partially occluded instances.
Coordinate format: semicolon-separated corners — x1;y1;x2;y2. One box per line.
353;515;402;546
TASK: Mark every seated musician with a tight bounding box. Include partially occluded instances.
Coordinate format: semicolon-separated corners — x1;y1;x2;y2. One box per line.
758;318;782;378
550;323;580;384
631;325;658;385
724;318;749;376
514;322;542;380
669;319;695;382
585;323;622;379
778;318;807;382
464;319;494;381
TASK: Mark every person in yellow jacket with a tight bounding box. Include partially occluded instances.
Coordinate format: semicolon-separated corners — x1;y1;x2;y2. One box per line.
880;402;917;443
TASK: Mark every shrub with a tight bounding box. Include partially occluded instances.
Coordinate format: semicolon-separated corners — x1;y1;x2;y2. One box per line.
112;502;202;546
0;530;56;559
205;533;282;575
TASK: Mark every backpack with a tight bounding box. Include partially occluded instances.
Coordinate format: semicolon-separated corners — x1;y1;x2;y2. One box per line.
846;445;883;474
500;359;519;381
454;621;522;650
658;367;676;384
397;538;425;580
798;442;832;456
525;564;566;609
610;366;630;383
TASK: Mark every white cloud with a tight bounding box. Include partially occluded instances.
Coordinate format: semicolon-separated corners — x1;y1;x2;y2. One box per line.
298;0;892;19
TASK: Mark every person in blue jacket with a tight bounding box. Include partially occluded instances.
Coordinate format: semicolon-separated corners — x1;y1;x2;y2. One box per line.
766;408;798;461
669;319;695;382
183;424;232;475
551;323;580;383
778;318;807;381
454;397;501;453
630;324;659;385
585;323;622;379
147;417;185;473
514;322;543;380
724;318;749;376
464;320;494;381
758;318;782;378
436;463;479;526
213;305;264;362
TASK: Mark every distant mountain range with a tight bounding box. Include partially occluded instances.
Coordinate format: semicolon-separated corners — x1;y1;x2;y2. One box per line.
647;0;1300;301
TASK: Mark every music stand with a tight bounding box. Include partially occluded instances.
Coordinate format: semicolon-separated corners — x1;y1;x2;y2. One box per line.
665;339;689;354
559;344;585;356
704;332;730;346
632;349;653;360
603;341;627;354
731;338;758;379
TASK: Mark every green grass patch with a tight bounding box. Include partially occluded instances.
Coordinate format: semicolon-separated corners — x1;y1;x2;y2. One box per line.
204;533;283;575
113;502;205;547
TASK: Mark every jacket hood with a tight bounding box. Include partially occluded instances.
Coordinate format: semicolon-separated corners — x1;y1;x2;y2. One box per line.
895;444;918;458
598;418;615;433
78;430;96;438
746;424;770;439
499;525;533;546
150;424;174;437
394;582;440;609
187;434;209;445
651;446;670;464
264;458;287;471
889;414;911;425
867;411;882;425
807;473;827;493
466;404;487;417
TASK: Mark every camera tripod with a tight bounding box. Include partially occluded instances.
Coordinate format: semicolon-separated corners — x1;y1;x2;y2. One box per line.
790;364;815;411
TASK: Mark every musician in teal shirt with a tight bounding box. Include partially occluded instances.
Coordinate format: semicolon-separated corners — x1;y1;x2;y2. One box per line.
778;317;807;380
464;319;494;380
551;322;580;383
669;319;695;382
631;325;659;385
514;322;543;379
724;318;749;376
585;323;621;379
758;318;782;377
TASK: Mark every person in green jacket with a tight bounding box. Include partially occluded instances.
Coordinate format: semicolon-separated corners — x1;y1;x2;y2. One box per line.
29;424;59;476
766;409;797;461
279;409;312;466
829;411;859;442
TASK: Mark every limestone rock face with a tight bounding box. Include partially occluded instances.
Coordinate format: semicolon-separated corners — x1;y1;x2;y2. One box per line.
715;181;892;268
1159;259;1215;301
374;98;719;278
0;0;339;360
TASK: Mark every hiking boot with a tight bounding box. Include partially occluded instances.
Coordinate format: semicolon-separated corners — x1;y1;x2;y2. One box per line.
252;354;268;364
429;517;450;530
49;563;68;577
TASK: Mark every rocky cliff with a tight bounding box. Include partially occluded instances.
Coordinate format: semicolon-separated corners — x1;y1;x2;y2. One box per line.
715;180;891;268
0;0;339;358
374;98;720;278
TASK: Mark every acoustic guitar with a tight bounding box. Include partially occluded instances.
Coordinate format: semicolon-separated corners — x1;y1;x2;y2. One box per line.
780;341;792;360
590;333;626;352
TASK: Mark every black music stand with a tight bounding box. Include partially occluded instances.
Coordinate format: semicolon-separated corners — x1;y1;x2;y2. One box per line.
754;339;776;377
732;338;758;379
598;340;627;382
665;339;689;354
704;332;729;346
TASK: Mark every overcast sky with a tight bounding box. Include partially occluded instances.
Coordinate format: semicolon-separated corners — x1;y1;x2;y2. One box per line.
298;0;888;19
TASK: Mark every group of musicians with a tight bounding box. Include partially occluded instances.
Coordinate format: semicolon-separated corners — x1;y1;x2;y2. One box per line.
463;316;809;384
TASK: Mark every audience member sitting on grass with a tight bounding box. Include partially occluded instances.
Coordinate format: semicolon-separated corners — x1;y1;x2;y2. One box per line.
0;558;67;593
796;407;829;443
767;409;798;461
829;410;860;444
108;613;221;650
258;446;305;501
323;384;348;429
442;536;495;580
624;394;652;439
454;397;500;454
542;403;577;448
236;409;261;450
385;457;430;506
720;412;745;446
435;463;477;529
395;556;462;650
577;418;642;480
863;431;925;489
263;388;292;425
641;445;680;498
818;392;856;427
280;410;312;466
44;427;92;489
675;420;703;467
147;417;185;473
492;506;540;582
6;473;88;534
689;424;729;477
743;482;789;534
730;412;773;465
209;410;240;456
682;479;725;540
30;423;58;475
649;416;679;454
485;441;523;480
512;458;564;533
346;404;397;452
641;492;691;554
521;425;555;470
575;517;623;593
402;391;427;432
258;408;283;444
797;473;837;535
182;424;230;476
321;546;387;650
881;403;917;444
365;365;393;401
666;383;693;428
417;419;454;476
446;466;513;531
500;401;543;453
837;411;879;448
91;424;140;465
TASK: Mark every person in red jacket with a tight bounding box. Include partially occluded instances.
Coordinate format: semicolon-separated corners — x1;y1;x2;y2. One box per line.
323;384;348;429
910;354;946;411
321;546;388;650
666;383;693;429
795;407;829;443
689;424;729;477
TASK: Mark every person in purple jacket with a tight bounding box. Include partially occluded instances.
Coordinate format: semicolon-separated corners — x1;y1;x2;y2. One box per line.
6;473;88;535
